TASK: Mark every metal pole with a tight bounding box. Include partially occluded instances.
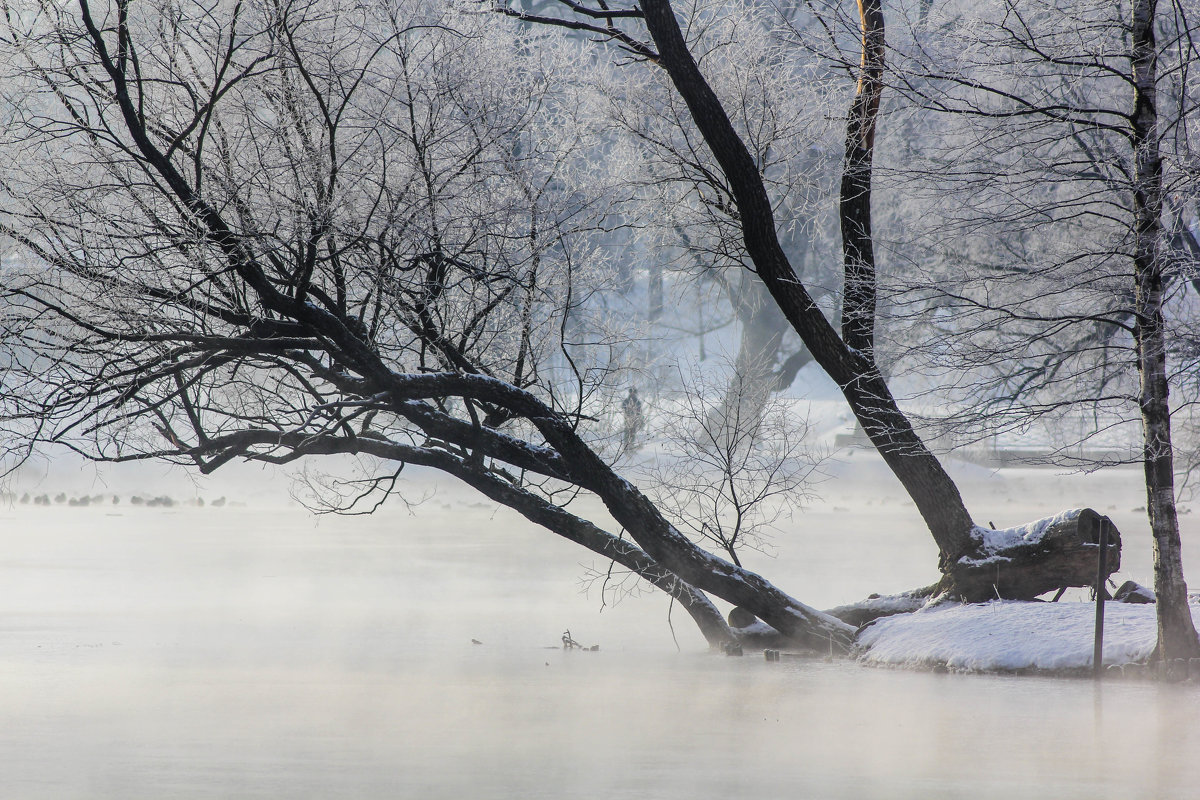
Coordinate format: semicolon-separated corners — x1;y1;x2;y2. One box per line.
1093;518;1109;680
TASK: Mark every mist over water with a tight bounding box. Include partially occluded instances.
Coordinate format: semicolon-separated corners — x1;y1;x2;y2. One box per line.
2;457;1198;798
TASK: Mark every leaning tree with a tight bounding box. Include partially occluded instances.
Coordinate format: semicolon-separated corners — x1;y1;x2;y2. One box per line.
503;0;1120;601
0;0;1122;654
0;0;868;649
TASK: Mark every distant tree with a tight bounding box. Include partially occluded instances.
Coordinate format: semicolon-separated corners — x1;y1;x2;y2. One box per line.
592;6;839;424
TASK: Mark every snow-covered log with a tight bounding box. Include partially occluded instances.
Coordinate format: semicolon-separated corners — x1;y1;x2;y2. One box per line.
948;509;1120;602
825;587;937;627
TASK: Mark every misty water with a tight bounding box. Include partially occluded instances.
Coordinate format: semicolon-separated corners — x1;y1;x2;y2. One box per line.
4;457;1200;798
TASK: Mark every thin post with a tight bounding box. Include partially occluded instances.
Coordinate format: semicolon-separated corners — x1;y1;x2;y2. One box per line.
1093;518;1109;680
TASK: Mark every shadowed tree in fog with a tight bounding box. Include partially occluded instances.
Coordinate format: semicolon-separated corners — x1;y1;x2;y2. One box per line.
503;0;1123;603
0;0;859;649
643;363;823;568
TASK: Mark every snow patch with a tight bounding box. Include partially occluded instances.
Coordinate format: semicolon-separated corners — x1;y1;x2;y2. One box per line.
958;509;1087;566
855;599;1191;672
731;620;779;637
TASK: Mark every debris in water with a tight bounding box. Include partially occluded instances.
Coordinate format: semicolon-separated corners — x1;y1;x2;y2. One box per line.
561;630;598;651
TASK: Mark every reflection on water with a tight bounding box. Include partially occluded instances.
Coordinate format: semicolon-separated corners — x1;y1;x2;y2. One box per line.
1;496;1197;799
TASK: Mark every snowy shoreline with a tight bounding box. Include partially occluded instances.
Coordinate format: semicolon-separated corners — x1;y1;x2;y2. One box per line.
853;599;1199;677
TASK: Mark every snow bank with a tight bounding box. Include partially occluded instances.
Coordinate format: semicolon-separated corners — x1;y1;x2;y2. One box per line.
854;600;1197;673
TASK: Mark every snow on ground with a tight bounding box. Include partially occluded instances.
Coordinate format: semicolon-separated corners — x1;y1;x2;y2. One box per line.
855;599;1198;673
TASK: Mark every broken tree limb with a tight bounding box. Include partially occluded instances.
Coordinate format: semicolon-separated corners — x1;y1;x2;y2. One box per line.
825;584;941;628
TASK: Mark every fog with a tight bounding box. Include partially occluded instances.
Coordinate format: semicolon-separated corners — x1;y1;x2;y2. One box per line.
2;455;1199;798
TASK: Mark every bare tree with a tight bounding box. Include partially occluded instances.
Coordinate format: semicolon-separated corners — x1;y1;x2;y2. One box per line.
503;0;1117;601
1;0;1143;659
0;0;860;649
643;362;823;567
1130;0;1200;664
880;0;1200;660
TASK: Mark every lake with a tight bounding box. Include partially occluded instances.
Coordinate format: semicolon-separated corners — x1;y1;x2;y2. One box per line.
2;457;1197;798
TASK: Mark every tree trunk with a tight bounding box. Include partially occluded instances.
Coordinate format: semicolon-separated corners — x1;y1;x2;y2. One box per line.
649;261;663;321
638;0;981;568
219;426;742;648
840;0;884;356
1130;0;1200;661
577;457;855;650
381;374;859;650
445;461;736;648
944;509;1121;602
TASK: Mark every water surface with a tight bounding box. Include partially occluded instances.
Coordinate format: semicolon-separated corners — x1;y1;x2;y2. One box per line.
2;464;1197;798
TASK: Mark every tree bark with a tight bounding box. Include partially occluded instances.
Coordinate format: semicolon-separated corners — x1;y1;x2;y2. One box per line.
840;0;884;356
1130;0;1200;661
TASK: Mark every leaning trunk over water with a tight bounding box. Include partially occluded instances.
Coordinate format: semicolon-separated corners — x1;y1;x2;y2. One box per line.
636;0;1142;601
23;0;850;654
432;454;736;648
1129;0;1200;662
637;0;979;572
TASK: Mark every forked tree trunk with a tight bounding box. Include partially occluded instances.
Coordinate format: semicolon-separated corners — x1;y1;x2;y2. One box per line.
1130;0;1200;661
636;0;1143;604
638;0;982;571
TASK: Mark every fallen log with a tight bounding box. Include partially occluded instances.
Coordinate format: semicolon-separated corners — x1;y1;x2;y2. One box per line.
738;509;1122;644
825;585;939;627
827;509;1123;628
948;508;1120;602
